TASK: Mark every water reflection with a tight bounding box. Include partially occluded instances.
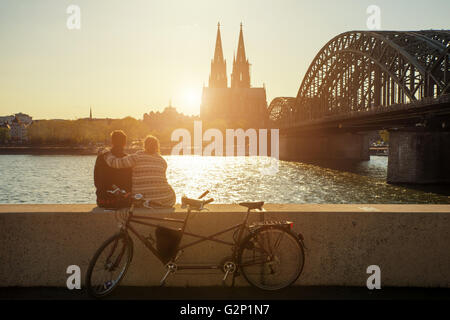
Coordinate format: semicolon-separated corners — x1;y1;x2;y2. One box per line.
0;155;448;204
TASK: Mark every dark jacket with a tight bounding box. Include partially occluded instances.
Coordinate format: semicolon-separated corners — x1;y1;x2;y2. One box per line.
94;147;132;208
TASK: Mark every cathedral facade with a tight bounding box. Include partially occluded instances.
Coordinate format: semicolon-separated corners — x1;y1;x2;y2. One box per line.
200;23;268;126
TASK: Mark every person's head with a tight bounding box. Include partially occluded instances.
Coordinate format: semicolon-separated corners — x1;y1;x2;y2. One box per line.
144;135;160;154
110;130;127;149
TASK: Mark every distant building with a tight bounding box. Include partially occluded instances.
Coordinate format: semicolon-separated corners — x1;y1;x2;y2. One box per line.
0;122;10;144
143;101;199;132
79;107;110;122
200;23;268;126
9;116;28;143
0;115;14;125
0;113;32;126
14;113;33;125
0;113;32;143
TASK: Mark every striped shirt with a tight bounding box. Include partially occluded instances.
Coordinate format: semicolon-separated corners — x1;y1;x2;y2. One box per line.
103;150;176;207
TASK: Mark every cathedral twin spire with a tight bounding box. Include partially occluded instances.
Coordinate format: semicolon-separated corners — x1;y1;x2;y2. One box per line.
209;23;227;88
209;22;251;89
213;22;225;62
231;23;251;88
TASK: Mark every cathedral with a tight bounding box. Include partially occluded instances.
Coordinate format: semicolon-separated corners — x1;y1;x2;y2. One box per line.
200;23;268;126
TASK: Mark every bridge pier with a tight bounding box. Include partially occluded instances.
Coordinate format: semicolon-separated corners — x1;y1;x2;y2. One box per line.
387;129;450;184
280;133;369;161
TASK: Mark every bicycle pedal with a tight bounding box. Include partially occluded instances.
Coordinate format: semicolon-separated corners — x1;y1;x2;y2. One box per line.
222;270;230;282
160;263;177;286
160;271;170;286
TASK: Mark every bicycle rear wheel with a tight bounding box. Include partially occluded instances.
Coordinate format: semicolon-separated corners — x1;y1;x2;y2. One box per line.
86;232;133;298
238;226;304;290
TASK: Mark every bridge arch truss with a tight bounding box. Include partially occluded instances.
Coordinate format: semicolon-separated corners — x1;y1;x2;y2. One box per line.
271;30;450;126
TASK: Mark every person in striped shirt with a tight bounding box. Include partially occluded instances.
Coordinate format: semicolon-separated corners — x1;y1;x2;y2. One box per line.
101;135;176;207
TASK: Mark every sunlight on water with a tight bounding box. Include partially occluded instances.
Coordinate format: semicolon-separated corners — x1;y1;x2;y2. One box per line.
0;155;448;204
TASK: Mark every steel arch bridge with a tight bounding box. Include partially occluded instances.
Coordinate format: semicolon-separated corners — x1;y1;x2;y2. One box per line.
269;30;450;128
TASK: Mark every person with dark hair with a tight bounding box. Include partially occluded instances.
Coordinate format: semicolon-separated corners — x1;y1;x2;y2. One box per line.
94;130;132;208
101;135;176;207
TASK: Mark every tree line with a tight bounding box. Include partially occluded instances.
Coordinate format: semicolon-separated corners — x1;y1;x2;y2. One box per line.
25;106;256;147
27;117;153;146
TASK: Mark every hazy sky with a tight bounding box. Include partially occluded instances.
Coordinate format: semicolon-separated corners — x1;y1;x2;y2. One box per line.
0;0;449;119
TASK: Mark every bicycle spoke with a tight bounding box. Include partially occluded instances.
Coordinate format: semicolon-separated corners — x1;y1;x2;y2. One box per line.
87;234;132;297
266;229;273;255
107;239;119;261
239;228;304;291
93;264;107;272
113;245;126;269
96;273;108;291
240;259;269;267
272;231;285;253
254;234;271;256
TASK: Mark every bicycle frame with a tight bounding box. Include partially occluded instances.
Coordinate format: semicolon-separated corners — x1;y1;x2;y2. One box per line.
87;200;305;296
121;204;261;270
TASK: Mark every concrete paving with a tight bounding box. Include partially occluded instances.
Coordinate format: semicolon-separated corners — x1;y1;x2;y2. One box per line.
1;286;449;300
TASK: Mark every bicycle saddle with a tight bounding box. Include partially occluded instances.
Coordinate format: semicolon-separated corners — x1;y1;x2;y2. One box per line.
239;201;264;210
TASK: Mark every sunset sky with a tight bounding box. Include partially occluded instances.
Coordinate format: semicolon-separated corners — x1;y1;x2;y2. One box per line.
0;0;449;120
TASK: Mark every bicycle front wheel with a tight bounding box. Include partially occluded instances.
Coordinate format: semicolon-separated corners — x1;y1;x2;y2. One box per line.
238;226;305;291
86;232;133;298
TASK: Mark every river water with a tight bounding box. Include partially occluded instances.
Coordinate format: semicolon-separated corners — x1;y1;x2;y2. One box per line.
0;155;448;204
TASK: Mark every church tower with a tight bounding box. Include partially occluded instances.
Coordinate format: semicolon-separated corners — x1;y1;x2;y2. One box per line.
231;23;251;88
201;22;267;124
208;22;227;88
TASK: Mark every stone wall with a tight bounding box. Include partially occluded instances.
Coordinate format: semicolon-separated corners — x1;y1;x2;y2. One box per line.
0;204;449;288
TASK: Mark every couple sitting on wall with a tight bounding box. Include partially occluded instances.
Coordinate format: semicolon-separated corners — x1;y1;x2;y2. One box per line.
94;130;176;209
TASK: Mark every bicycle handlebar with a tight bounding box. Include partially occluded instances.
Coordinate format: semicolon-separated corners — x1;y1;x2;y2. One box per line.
198;190;209;199
204;198;214;205
181;191;214;210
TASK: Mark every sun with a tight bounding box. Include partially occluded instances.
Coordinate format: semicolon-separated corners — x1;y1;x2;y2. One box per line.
183;88;201;108
173;87;202;115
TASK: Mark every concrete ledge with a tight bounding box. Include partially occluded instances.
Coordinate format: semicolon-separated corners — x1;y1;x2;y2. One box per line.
1;204;449;288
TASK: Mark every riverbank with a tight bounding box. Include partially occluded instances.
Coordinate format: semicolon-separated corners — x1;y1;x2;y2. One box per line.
0;146;97;155
0;146;174;155
0;146;389;156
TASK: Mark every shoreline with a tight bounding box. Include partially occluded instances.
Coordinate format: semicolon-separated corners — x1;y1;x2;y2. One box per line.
0;146;389;156
0;146;175;156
